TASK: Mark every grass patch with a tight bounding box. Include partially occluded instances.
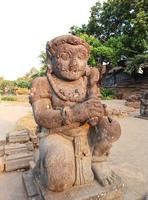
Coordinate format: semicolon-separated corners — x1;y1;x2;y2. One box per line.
1;95;17;101
101;88;116;100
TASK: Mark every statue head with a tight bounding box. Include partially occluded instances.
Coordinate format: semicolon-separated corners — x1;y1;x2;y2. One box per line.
46;35;90;80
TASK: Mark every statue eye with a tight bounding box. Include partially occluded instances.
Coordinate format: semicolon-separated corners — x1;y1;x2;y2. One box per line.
77;51;87;59
60;52;70;60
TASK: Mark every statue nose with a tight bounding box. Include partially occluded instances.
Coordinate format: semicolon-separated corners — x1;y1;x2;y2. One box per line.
69;59;77;71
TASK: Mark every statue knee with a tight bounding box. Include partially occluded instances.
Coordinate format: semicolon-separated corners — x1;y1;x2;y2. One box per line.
44;135;75;192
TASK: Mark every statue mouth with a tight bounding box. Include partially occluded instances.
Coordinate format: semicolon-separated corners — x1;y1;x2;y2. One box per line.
61;69;84;73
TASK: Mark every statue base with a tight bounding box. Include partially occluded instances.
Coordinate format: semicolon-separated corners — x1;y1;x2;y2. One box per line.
22;170;124;200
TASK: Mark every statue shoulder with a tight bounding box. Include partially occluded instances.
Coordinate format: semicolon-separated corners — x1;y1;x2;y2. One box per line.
86;66;100;86
29;76;51;104
31;76;49;87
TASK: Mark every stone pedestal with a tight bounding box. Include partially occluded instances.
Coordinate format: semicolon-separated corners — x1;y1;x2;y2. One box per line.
23;170;124;200
135;91;148;120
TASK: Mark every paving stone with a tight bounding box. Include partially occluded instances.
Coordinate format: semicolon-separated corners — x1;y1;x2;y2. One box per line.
23;171;43;200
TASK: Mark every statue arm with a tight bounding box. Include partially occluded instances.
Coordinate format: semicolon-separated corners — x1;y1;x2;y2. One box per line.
31;99;104;129
29;77;64;129
32;98;64;129
29;77;105;129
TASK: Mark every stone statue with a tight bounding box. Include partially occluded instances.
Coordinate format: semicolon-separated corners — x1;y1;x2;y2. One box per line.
29;35;122;195
140;91;148;117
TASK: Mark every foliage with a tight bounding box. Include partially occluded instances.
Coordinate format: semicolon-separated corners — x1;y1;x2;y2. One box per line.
125;53;148;74
0;79;16;94
70;0;148;71
31;65;47;78
100;88;116;99
1;95;17;101
31;51;47;79
15;79;30;88
73;33;123;67
88;0;148;54
39;50;48;65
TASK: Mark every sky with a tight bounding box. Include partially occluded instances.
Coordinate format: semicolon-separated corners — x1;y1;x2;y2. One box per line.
0;0;99;80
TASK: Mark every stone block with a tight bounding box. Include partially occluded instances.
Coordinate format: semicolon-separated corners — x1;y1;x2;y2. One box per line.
23;171;43;200
0;157;4;172
5;143;28;155
30;134;38;146
26;141;34;151
8;130;30;143
29;161;36;169
5;152;34;172
0;145;4;156
0;135;6;146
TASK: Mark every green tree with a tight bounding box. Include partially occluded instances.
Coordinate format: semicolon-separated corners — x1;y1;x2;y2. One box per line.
71;0;148;53
0;80;16;94
70;0;148;71
31;51;48;79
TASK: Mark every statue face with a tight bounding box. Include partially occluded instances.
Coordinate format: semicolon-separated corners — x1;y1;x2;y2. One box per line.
52;44;89;80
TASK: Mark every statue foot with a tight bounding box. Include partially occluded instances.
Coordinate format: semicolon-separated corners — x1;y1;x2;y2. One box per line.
92;162;117;187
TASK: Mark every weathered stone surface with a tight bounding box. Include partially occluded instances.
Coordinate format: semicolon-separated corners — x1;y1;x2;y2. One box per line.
8;130;30;143
125;94;140;109
5;143;28;155
140;91;148;117
29;134;38;147
0;135;6;146
0;145;4;157
126;94;140;102
136;91;148;120
23;171;39;197
5;152;34;171
0;157;4;172
26;141;34;151
23;170;123;200
29;160;36;169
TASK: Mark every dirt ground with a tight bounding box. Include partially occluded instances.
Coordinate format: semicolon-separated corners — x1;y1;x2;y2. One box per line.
0;100;148;200
0;102;31;136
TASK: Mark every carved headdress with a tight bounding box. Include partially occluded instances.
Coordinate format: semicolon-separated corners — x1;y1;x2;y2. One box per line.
46;35;90;58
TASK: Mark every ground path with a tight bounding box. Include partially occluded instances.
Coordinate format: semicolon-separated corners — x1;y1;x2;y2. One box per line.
0;100;148;200
0;102;31;136
0;102;31;200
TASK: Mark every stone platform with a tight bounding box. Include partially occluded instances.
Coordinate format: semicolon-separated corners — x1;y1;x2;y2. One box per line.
23;170;124;200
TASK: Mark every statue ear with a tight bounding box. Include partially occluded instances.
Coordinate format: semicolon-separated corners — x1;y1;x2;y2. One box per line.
46;56;53;73
46;43;52;59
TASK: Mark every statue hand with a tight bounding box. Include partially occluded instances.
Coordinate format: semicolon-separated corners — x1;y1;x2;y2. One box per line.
72;99;104;123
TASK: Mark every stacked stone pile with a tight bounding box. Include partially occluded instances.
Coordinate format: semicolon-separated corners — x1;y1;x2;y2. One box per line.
0;129;38;172
125;94;140;109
